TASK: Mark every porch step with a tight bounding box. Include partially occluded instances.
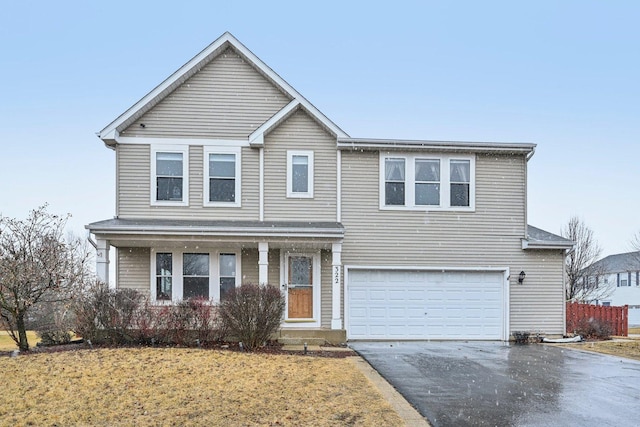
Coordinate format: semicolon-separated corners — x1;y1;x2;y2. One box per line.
278;337;327;346
276;329;346;346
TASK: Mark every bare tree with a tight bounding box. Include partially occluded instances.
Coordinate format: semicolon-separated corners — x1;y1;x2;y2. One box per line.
0;205;91;351
561;216;609;302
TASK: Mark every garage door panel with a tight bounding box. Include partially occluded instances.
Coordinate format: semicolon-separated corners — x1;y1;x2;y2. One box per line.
348;269;505;340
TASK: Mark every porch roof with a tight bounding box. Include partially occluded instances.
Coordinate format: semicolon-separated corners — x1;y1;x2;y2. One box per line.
86;218;344;245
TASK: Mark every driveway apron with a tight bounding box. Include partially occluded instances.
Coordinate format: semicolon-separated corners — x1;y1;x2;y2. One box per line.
350;341;640;427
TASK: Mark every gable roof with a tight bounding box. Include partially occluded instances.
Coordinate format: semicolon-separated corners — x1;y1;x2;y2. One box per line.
522;225;574;250
98;32;348;148
588;251;640;274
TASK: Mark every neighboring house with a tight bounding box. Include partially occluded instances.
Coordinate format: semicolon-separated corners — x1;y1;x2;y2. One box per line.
87;32;573;342
584;251;640;326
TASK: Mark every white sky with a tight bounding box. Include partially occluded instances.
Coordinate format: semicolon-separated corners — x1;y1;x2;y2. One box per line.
1;1;638;258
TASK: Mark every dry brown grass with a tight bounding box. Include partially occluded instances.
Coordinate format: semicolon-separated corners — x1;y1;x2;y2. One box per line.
564;340;640;361
0;330;39;351
0;348;403;426
629;327;640;335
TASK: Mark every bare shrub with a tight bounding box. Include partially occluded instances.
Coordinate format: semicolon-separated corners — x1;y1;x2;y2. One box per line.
574;317;613;340
219;283;284;351
72;283;144;344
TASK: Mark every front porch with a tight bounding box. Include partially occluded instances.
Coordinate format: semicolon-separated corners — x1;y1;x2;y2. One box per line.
86;218;346;335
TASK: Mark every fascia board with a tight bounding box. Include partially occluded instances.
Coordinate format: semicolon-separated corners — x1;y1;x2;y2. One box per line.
87;225;344;239
338;138;536;154
249;99;300;146
521;239;575;250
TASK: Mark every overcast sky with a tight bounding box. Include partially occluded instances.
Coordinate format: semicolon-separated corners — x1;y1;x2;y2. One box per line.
1;1;638;258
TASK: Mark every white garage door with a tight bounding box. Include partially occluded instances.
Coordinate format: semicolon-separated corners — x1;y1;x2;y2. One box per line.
347;269;506;340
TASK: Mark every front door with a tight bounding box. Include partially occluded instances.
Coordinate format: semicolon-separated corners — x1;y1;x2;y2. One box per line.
286;255;314;319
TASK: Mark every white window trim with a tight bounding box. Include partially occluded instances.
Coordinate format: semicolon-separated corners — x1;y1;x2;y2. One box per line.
286;150;314;198
150;249;241;303
379;152;475;211
150;145;189;207
203;146;242;208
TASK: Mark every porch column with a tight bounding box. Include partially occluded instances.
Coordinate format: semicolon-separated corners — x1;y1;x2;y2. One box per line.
331;242;342;329
258;242;269;285
96;238;110;285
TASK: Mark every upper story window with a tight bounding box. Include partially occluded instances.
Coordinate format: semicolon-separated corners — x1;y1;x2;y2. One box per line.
151;146;189;206
380;153;475;211
287;150;314;198
204;147;241;207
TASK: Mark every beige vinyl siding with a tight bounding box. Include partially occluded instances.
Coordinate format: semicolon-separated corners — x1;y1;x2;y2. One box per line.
241;249;259;285
117;144;259;219
117;247;150;296
121;48;291;139
268;249;281;287
321;250;332;328
264;110;337;221
341;151;565;335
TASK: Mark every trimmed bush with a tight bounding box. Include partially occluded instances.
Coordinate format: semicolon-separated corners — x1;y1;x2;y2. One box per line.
219;283;285;351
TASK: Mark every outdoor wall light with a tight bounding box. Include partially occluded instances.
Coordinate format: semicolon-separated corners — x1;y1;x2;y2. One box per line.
518;271;526;284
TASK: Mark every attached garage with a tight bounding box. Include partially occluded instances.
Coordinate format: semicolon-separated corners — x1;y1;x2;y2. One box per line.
346;268;509;340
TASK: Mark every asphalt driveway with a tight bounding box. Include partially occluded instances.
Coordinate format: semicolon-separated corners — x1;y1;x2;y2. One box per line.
350;341;640;427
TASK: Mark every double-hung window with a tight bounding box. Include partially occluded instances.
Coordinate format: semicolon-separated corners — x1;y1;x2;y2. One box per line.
415;159;440;206
287;150;314;198
384;158;405;205
151;146;188;206
183;253;210;299
204;147;241;207
380;153;475;210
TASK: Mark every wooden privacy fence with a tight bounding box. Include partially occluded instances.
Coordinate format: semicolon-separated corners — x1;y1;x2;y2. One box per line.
566;302;628;337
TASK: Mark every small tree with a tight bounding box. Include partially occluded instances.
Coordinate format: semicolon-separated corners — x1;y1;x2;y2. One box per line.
0;206;91;351
219;283;285;351
561;216;610;302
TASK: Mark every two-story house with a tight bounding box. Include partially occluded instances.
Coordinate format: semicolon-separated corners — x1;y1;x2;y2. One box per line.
584;251;640;326
87;32;573;342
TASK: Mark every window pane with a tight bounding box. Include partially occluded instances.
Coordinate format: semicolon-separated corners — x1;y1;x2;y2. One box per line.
156;277;172;300
183;253;209;276
416;160;439;182
450;160;470;183
292;155;308;166
292;163;308;193
184;277;209;299
156;152;183;176
220;277;235;301
290;256;312;285
416;183;440;205
209;154;235;178
156;253;172;275
210;178;235;202
157;177;183;201
385;159;405;181
450;183;470;207
385;182;405;205
219;254;236;277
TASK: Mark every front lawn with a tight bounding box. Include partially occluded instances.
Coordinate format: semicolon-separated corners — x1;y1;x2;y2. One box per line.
564;340;640;361
1;348;402;426
0;330;39;351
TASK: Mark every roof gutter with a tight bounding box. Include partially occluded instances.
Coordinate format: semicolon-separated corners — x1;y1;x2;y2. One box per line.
337;138;536;154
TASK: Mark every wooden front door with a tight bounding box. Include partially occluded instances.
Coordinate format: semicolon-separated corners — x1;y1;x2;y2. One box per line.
287;255;313;319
